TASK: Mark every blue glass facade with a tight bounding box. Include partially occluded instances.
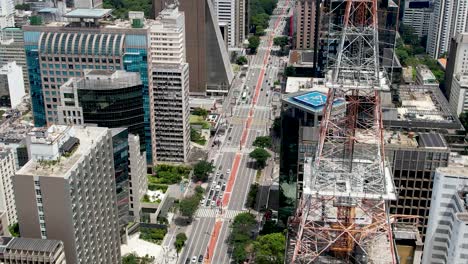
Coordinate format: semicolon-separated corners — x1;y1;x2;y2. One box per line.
123;34;152;163
23;30;152;163
24;31;45;127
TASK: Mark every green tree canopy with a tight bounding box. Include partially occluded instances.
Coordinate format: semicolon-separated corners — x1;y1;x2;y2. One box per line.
284;66;296;77
122;253;154;264
236;56;248;65
193;160;214;182
253;136;272;148
248;36;261;53
273;36;288;48
249;148;271;169
192;107;209;117
230;212;258;263
8;223;19;237
179;195;200;219
460;112;468;131
253;233;286;264
174;233;188;253
255;25;266;36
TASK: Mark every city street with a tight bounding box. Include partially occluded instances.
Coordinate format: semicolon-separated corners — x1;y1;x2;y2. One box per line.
177;1;292;263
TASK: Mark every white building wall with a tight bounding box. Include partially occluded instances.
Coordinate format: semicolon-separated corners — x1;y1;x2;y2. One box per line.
449;73;468;115
0;149;17;226
128;134;147;222
0;62;26;109
427;0;468;58
402;0;432;37
423;167;468;264
0;0;14;29
213;0;236;48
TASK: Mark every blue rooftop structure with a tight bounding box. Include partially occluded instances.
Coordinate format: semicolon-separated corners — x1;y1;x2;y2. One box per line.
284;91;345;113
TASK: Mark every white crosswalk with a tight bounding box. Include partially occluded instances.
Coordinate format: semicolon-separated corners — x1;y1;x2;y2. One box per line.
195;208;217;218
221;210;246;219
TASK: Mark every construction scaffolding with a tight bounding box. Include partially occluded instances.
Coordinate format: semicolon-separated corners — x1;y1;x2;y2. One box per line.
287;0;398;262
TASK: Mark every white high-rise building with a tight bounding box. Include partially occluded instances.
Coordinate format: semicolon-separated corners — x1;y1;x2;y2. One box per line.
0;0;14;29
14;125;121;264
423;166;468;263
213;0;236;47
128;134;147;222
402;0;432;37
149;5;191;163
448;72;468;115
0;61;26;109
0;148;17;226
427;0;468;58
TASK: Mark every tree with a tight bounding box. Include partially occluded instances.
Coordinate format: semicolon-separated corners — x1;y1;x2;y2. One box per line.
249;148;271;169
246;183;259;208
255;25;266;36
179;195;200;219
273;36;288;48
122;253;154;264
284;66;296;77
236;56;248;65
253;233;286;264
248;36;261;53
15;3;31;10
460;112;468;131
193;160;214;182
230;212;257;263
174;233;188;254
253;136;272;148
192;107;209;118
8;223;19;237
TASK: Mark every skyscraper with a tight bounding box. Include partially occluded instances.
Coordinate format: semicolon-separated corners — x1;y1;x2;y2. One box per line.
0;27;30;92
0;0;14;29
235;0;247;46
402;0;432;38
423;166;468;263
293;0;318;50
427;0;468;58
445;33;468;98
128;134;147;222
14;125;121;264
23;8;153;162
57;70;145;152
0;148;17;226
153;0;234;95
213;0;236;47
149;5;190;163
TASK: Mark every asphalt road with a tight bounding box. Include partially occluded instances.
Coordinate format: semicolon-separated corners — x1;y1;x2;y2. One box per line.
178;1;292;263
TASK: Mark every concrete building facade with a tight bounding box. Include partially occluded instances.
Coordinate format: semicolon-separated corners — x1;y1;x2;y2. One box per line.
14;126;121;264
415;64;438;86
293;0;317;50
23;9;153;163
427;0;468;58
0;62;26;109
213;0;236;47
153;0;233;95
128;134;147;222
402;0;432;38
0;27;29;92
448;72;468;116
0;237;66;264
149;6;191;163
0;148;17;226
445;33;468;98
0;0;14;29
235;0;247;47
423;166;468;263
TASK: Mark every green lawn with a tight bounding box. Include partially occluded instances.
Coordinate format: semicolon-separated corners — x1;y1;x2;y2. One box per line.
190;115;211;129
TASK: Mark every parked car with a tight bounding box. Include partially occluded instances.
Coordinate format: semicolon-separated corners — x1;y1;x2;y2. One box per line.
191;256;197;263
198;255;204;262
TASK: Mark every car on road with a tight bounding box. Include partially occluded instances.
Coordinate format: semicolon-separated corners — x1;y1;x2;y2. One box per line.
200;199;205;205
216;171;220;177
216;185;221;191
227;169;231;174
198;255;204;262
205;199;210;206
191;256;197;263
211;200;216;206
186;258;190;264
220;174;224;179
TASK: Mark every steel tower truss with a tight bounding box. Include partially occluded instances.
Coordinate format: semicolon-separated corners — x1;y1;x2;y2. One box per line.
288;0;397;262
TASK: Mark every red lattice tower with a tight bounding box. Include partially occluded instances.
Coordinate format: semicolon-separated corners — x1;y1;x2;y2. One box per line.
287;0;397;262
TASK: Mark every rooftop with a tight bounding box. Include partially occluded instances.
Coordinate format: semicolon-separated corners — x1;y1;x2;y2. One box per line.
288;50;314;66
384;131;448;149
64;8;113;19
285;77;326;93
382;85;462;130
63;70;142;91
282;90;345;114
0;237;62;254
17;126;108;178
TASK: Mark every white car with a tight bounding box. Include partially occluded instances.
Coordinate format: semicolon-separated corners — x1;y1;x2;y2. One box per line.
211;200;216;207
216;172;220;177
191;256;197;263
227;169;231;174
